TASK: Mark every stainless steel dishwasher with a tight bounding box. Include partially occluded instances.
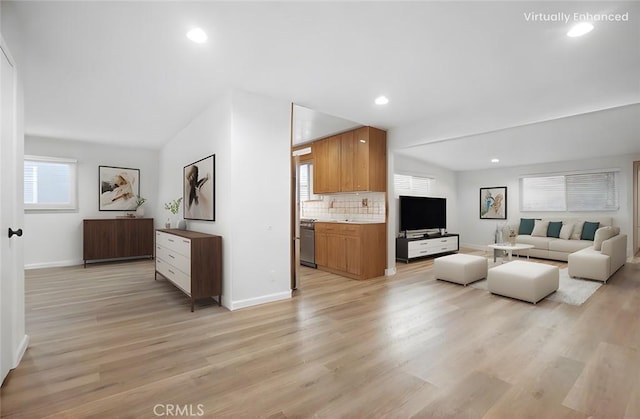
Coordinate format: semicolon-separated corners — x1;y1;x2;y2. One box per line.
300;219;316;268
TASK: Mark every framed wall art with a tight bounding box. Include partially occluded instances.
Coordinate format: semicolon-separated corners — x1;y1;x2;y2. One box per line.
480;186;507;219
183;154;215;221
99;166;140;211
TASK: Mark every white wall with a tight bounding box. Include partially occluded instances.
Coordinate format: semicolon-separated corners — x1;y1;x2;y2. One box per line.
24;137;159;268
386;152;459;274
457;154;638;256
228;90;291;307
157;89;291;310
156;92;234;306
393;154;459;235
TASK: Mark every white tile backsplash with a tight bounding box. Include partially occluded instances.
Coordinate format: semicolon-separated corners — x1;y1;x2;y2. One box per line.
301;192;386;222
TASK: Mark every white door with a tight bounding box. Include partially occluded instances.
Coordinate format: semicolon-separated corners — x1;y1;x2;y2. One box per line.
1;37;26;385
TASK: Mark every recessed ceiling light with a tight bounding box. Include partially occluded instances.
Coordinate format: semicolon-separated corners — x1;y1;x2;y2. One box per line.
374;96;389;105
186;28;208;43
491;158;500;163
567;22;594;37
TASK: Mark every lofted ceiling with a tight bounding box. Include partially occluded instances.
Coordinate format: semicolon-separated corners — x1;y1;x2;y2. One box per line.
2;1;639;170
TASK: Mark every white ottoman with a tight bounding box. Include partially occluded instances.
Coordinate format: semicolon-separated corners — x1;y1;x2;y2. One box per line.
488;261;559;304
434;254;488;286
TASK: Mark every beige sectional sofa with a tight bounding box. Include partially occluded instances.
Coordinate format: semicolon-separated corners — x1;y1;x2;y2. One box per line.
508;217;613;262
568;233;627;282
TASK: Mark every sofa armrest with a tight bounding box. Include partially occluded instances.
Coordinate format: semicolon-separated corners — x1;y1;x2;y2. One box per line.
601;234;627;273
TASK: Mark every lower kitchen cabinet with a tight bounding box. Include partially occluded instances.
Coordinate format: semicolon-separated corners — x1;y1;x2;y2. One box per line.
315;222;386;280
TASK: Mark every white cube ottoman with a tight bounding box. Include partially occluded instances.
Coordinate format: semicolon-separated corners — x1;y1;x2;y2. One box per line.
488;261;559;304
434;254;488;286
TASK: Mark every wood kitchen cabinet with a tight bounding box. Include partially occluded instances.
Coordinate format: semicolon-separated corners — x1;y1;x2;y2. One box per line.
312;126;386;194
339;130;355;192
313;135;341;194
353;127;387;192
315;222;386;280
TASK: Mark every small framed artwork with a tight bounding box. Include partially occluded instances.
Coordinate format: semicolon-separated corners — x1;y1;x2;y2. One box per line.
183;154;215;221
480;186;507;219
99;166;140;211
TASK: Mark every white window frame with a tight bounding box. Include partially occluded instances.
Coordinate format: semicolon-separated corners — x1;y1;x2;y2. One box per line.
520;169;619;212
24;155;78;211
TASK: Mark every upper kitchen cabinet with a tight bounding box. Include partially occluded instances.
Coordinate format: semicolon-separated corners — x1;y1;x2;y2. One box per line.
313;127;386;194
339;130;355;192
313;135;341;194
353;127;386;192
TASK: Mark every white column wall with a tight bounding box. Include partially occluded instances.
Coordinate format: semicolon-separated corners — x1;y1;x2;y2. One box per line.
157;89;291;310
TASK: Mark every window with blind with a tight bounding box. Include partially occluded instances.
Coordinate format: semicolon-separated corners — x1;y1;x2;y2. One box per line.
394;174;433;197
520;171;618;212
24;155;78;210
299;162;315;202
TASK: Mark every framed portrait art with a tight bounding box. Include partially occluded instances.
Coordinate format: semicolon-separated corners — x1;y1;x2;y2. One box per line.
480;186;507;220
183;154;215;221
99;166;140;211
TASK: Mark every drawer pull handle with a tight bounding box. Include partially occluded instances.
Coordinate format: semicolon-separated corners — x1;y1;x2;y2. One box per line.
168;239;174;242
168;269;175;275
169;254;175;259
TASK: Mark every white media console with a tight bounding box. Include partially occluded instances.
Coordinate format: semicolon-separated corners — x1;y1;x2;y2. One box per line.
396;234;459;263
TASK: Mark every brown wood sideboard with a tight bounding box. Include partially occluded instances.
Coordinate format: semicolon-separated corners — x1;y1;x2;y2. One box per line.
155;229;222;311
83;218;154;267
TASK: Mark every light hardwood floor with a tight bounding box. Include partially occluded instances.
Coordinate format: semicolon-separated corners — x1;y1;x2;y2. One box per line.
1;251;639;418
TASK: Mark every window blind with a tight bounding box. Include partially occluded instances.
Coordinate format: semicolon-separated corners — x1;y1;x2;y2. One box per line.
521;176;566;211
520;170;618;212
394;174;433;197
566;172;618;211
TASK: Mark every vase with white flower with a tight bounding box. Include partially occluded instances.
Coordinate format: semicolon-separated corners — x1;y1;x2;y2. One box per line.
134;195;147;217
164;197;182;228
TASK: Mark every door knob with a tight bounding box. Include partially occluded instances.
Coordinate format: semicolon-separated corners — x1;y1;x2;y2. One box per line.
8;228;23;238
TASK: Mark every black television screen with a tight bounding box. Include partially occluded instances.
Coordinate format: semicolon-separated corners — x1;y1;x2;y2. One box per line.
400;196;446;231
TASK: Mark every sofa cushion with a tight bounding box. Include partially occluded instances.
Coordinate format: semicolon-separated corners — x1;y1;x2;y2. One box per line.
547;221;562;238
571;221;585;240
516;235;552;250
531;220;550;237
548;239;593;253
559;223;574;240
581;221;600;241
593;226;620;251
518;218;536;235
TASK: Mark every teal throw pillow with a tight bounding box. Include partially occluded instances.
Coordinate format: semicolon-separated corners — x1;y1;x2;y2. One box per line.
581;221;600;241
547;221;562;238
518;218;535;235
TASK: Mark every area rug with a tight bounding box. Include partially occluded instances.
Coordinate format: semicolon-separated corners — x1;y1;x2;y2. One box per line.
470;267;601;306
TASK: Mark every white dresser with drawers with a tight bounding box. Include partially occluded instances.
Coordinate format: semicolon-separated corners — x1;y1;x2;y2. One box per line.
396;234;459;263
155;229;222;311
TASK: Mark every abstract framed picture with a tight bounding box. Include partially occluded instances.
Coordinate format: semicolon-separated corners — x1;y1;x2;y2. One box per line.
99;166;140;211
480;186;507;219
183;154;215;221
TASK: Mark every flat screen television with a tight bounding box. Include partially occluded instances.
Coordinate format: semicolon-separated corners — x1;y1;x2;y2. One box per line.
400;196;446;232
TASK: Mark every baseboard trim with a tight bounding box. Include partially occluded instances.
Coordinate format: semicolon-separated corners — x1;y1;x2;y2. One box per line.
385;267;397;276
25;259;83;270
230;291;292;311
13;334;29;369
